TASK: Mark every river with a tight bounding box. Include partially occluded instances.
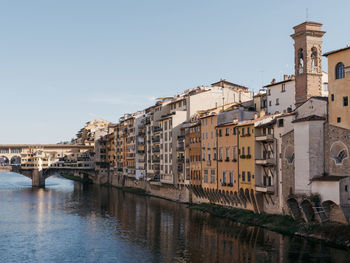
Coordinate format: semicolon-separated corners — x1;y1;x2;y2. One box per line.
0;172;349;263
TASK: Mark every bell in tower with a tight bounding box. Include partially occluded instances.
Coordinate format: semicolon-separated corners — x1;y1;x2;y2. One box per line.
291;21;326;107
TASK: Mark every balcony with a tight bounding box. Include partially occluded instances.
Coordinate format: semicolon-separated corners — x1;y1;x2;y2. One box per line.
152;158;160;163
137;150;145;154
255;185;275;194
177;156;185;163
153;127;162;133
255;134;274;142
176;146;185;152
255;158;275;166
152;138;160;143
152;148;160;153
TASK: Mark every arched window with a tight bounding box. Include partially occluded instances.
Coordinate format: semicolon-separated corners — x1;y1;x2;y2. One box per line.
336;62;345;79
298;49;304;74
311;47;318;72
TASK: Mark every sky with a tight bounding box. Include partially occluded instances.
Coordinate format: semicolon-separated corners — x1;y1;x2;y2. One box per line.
1;0;349;144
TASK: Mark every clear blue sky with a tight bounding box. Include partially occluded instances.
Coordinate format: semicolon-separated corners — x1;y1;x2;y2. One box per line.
1;0;349;144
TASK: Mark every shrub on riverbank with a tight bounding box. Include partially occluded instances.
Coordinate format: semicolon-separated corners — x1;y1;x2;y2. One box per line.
190;203;350;248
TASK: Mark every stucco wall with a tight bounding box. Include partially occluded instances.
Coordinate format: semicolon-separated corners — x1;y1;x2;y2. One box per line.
311;181;340;204
294;122;310;194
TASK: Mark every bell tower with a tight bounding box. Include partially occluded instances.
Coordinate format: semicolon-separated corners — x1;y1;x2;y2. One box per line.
291;21;325;107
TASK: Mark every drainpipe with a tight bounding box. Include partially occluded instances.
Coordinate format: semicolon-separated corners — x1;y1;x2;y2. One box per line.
216;126;219;190
237;129;240;192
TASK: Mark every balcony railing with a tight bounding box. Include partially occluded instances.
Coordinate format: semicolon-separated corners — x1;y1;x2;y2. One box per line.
152;158;160;163
176;146;185;151
255;185;274;193
255;158;275;166
153;127;162;133
255;134;274;142
177;157;185;163
152;148;160;153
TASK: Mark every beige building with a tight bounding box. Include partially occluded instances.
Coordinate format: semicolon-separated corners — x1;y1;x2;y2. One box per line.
74;118;110;146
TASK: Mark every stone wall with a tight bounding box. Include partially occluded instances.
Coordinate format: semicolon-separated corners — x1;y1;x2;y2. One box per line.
281;130;295;214
325;124;350;176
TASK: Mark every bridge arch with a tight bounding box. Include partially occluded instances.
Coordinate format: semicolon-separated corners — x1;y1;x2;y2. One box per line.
322;200;347;224
0;156;9;166
286;198;304;221
300;199;316;222
10;156;21;166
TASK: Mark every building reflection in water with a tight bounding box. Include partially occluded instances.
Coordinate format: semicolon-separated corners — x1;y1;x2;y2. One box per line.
65;184;349;263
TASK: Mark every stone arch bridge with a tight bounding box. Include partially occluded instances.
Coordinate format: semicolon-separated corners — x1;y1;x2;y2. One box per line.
0;144;96;187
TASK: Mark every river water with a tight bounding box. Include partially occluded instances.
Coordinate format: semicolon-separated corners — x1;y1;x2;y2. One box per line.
0;172;349;263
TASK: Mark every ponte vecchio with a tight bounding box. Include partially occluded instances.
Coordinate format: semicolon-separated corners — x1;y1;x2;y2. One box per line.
0;144;95;187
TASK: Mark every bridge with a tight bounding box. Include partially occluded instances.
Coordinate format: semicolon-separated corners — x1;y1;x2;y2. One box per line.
0;144;95;187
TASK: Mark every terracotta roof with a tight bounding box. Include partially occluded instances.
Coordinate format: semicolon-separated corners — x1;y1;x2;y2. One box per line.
292;115;326;123
211;79;248;90
323;46;350;57
264;78;294;88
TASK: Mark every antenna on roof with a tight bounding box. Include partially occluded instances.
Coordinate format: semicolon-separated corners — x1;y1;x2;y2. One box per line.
306;8;309;21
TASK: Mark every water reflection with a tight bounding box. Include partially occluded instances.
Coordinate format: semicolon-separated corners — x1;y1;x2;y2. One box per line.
0;172;349;263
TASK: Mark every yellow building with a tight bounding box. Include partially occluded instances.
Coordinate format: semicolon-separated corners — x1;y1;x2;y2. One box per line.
324;47;350;129
200;113;218;191
237;121;257;212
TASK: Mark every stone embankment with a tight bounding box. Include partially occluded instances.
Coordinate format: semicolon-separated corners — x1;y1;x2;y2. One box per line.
63;171;350;250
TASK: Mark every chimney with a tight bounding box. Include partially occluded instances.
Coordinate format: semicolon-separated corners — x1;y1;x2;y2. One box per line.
283;74;288;80
271;78;276;84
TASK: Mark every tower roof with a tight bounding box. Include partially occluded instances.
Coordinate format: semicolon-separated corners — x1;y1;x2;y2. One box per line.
291;21;325;39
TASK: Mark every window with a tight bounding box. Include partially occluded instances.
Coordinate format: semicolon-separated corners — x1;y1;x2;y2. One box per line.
204;170;208;183
242;172;245;182
219;147;223;160
247;127;250;135
269;101;272;106
233;146;237;160
337;117;341;123
233;127;236;135
298;48;304;74
281;84;286;92
210;169;215;184
219;129;222;137
229;172;233;184
247;172;251;182
276;98;280;105
225;147;230;160
344;96;348;106
331;94;334;101
336;62;345;79
278;119;284;127
225;128;229;136
242;128;245;136
223;171;226;184
211;131;213;139
247;147;251;155
268;89;271;96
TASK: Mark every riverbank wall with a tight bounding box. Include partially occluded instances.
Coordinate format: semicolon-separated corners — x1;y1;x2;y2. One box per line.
64;170;350;249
